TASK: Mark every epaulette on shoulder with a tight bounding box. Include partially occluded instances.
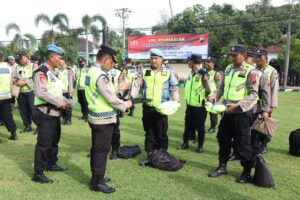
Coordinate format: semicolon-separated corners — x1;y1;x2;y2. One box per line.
35;65;49;75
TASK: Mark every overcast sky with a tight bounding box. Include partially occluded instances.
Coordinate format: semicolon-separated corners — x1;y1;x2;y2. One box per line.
0;0;288;42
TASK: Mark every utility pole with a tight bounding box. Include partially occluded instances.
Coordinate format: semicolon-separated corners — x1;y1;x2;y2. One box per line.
169;0;174;18
115;8;131;60
283;0;294;90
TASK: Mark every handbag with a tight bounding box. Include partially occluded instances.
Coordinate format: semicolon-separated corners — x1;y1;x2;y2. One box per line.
251;115;279;137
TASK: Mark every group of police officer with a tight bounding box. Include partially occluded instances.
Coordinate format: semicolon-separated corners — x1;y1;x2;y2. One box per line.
0;42;278;193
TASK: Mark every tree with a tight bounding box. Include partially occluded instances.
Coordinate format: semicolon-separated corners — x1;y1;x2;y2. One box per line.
77;14;107;62
35;13;69;44
5;23;36;50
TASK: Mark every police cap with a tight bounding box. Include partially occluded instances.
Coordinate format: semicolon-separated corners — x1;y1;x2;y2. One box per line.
97;45;118;63
78;57;86;62
47;45;65;57
207;56;217;63
191;54;202;64
228;44;247;55
8;56;15;60
16;50;28;60
256;48;268;56
150;48;164;57
247;51;257;58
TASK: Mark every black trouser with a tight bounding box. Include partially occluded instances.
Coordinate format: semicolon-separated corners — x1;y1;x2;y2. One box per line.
34;109;61;174
61;93;72;121
77;89;88;118
18;91;35;126
209;112;218;129
111;115;120;151
0;99;17;132
217;110;255;170
142;105;168;153
89;123;114;178
183;105;207;147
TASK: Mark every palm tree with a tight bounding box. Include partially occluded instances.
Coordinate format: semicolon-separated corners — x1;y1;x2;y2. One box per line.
6;23;36;50
78;14;107;62
35;13;69;44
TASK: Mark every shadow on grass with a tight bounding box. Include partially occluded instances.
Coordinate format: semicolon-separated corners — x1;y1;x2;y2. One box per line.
268;146;290;156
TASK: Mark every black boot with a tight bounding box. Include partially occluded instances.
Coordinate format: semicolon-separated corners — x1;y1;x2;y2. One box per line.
46;164;66;171
64;120;71;125
110;150;118;160
236;169;252;184
90;175;115;193
196;145;204;153
177;143;189;150
0;120;4;126
229;153;240;161
32;173;53;184
9;131;18;140
23;125;33;133
208;163;228;177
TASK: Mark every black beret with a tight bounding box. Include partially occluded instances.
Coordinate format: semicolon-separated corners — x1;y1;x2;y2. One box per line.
97;45;117;63
229;44;247;55
256;48;268;56
191;54;202;64
246;51;257;58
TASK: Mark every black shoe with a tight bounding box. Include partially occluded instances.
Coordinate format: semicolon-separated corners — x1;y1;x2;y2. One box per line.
32;173;53;184
110;150;118;160
196;146;204;153
229;154;240;161
9;131;18;140
91;182;115;193
23;125;33;133
236;171;252;184
177;143;189;150
208;163;228;177
64;120;71;125
0;121;4;126
261;145;268;154
207;128;216;134
46;164;66;171
61;118;66;125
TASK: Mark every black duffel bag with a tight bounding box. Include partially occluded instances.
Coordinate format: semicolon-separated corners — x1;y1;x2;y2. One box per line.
253;156;275;188
149;149;185;171
289;129;300;156
117;145;141;159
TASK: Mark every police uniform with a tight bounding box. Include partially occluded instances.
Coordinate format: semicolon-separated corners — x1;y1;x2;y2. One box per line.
206;57;222;133
255;49;279;153
85;45;129;193
107;67;122;158
132;48;179;157
15;51;39;132
177;54;210;152
58;65;74;125
208;45;260;183
75;57;89;121
0;60;18;140
32;45;69;184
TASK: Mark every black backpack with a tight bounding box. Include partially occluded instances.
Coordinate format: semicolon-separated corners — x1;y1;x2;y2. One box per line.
253;156;275;188
149;149;185;171
289;129;300;156
117;145;141;159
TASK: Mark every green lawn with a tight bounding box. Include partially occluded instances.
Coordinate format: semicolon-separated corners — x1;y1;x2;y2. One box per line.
0;90;299;200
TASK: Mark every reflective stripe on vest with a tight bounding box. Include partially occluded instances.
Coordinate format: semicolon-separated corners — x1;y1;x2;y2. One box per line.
85;66;116;120
142;67;170;108
34;70;63;106
58;68;69;92
263;65;275;85
184;72;205;107
17;63;34;91
0;66;12;99
223;64;254;101
207;70;217;93
76;67;89;88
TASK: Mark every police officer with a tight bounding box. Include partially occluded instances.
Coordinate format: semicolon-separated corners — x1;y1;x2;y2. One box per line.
177;54;210;153
256;48;279;154
131;48;179;164
15;51;39;132
8;56;18;108
32;45;70;184
121;57;137;116
85;45;132;193
0;53;18;140
208;44;259;183
205;56;222;133
58;58;74;125
107;62;122;159
75;57;89;121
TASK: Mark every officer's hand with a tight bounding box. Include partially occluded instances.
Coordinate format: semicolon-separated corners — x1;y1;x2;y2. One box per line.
125;100;133;108
69;92;73;97
17;80;26;86
202;74;208;82
269;107;273;115
207;94;216;103
226;103;239;112
119;82;129;90
262;111;269;120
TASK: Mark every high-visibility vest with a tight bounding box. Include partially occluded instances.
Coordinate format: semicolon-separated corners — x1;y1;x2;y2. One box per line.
76;67;89;89
142;67;171;108
184;72;206;107
223;63;254;101
34;66;63;106
17;63;34;91
108;68;121;89
263;65;275;85
207;69;217;93
58;68;69;92
85;66;116;120
125;66;137;83
0;65;12;99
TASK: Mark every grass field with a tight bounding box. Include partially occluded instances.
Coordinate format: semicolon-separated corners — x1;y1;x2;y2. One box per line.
0;90;299;200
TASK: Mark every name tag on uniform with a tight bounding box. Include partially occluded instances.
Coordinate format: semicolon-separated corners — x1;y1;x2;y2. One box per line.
161;71;167;76
225;68;231;76
48;72;56;82
238;69;247;78
145;70;151;76
85;76;91;86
